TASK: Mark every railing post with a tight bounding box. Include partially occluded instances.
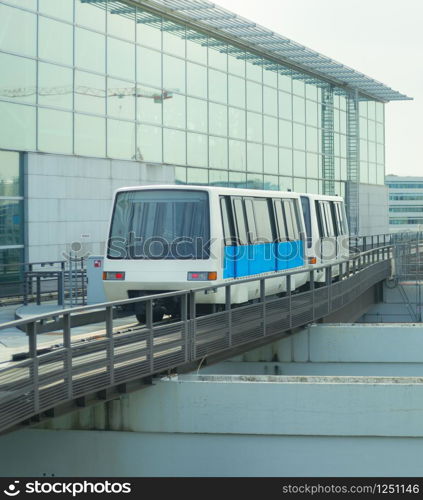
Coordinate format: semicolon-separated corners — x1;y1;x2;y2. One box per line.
36;275;41;306
225;285;232;348
27;321;39;414
287;274;292;329
181;294;189;363
106;306;114;385
63;312;72;400
189;291;196;360
145;299;154;373
310;269;315;319
326;265;332;312
260;279;266;337
58;271;65;307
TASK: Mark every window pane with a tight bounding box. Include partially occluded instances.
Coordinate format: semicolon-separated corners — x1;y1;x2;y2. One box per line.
0;151;20;197
0;200;23;246
264;116;278;145
137;46;161;88
254;198;272;241
107;78;135;120
209;102;227;136
187;97;207;133
264;145;278;174
209;69;227;104
137;124;162;163
263;86;277;116
107;2;135;41
228;75;245;108
247;112;262;142
0;4;36;57
263;68;277;88
208;40;227;71
75;27;106;74
136;12;161;49
39;16;73;65
279;119;292;148
247;81;262;113
187;62;207;99
187;133;207;167
107;119;135;160
247;143;262;173
293;123;306;150
264;175;278;191
75;0;106;32
279;148;292;176
187;168;208;185
108;38;135;81
209;136;227;170
163;128;186;165
163;93;185;129
229;140;246;171
0;102;35;151
75;71;106;115
163;54;185;94
187;37;207;65
75;114;106;157
162;21;185;57
0;52;36;104
210;169;228;186
246;59;262;82
294;150;306;177
0;248;24;287
136;85;162;125
229;107;245;140
228;51;245;77
38;108;73;154
38;62;73;110
39;0;73;21
278;91;292;120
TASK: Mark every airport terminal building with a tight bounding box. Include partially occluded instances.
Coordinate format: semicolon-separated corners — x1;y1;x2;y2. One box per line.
0;0;410;282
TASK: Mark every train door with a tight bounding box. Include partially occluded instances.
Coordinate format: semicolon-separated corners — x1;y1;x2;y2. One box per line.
316;200;337;262
231;197;249;278
332;201;349;259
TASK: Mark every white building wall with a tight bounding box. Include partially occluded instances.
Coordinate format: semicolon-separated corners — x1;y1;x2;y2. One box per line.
25;153;175;262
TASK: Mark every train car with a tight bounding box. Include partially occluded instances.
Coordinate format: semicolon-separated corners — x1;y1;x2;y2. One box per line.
103;185;347;322
299;193;349;282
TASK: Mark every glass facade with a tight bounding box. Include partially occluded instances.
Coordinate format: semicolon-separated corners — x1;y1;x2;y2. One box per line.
386;177;423;230
0;150;24;283
0;0;386;199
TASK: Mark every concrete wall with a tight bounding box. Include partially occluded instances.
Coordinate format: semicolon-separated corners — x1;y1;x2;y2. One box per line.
2;324;423;477
25;152;175;262
358;183;389;236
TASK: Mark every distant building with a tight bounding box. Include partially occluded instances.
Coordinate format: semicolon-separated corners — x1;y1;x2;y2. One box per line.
386;175;423;231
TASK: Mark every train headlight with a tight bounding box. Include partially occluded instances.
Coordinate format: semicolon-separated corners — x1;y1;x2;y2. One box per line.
103;271;126;280
188;272;217;281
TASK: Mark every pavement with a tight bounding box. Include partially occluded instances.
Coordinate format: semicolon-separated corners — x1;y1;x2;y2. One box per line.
0;301;139;366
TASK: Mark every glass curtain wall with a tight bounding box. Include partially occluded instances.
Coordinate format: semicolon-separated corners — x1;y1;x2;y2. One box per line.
0;150;24;286
0;0;385;196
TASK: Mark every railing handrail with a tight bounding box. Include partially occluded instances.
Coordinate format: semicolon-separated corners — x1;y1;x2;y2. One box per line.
0;244;393;332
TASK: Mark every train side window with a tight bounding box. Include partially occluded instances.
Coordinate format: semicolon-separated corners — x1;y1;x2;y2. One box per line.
253;198;273;243
274;199;287;241
283;199;300;241
220;197;235;246
315;201;324;237
335;202;347;234
232;197;248;245
244;198;258;244
300;196;312;248
324;202;336;237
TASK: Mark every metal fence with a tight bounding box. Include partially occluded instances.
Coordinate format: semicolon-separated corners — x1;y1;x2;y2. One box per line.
0;257;86;307
0;245;392;434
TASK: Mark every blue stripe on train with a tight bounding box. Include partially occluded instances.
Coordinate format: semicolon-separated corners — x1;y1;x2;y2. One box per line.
223;240;304;279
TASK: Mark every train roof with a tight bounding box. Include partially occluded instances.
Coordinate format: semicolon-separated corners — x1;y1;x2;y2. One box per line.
114;184;344;201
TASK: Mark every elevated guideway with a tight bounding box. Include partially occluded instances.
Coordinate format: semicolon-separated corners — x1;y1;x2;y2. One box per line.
0;236;398;435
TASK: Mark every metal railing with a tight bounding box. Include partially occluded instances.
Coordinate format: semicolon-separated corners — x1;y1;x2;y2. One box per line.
0;245;392;434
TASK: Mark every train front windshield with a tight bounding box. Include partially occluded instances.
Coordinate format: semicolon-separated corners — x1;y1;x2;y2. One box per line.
107;190;210;260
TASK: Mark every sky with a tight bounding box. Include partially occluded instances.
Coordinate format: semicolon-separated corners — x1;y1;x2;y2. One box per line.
215;0;422;177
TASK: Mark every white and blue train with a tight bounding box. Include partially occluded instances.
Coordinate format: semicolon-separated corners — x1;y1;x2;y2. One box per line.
103;185;349;322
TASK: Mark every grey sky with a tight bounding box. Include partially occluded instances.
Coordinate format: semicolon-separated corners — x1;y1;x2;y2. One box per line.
215;0;421;177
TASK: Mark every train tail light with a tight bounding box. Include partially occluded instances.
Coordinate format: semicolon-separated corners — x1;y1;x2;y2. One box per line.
188;272;218;281
103;271;126;280
309;257;317;265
